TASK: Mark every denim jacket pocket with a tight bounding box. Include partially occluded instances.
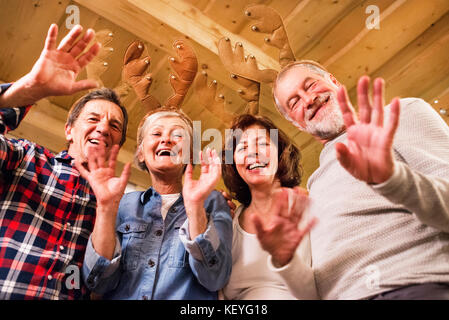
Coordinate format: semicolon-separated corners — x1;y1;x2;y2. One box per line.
169;220;189;268
117;222;149;271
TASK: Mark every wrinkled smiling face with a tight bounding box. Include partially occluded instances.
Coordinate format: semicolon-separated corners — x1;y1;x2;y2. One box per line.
137;116;191;175
65;99;124;162
274;66;345;141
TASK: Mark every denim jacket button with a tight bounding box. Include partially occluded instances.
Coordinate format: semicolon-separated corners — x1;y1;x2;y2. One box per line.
155;230;163;236
148;259;155;267
125;224;130;232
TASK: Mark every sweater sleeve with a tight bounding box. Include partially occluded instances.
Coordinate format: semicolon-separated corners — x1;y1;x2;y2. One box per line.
266;233;319;299
371;98;449;232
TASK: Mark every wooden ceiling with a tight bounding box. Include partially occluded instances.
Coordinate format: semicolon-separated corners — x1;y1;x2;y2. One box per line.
1;0;448;191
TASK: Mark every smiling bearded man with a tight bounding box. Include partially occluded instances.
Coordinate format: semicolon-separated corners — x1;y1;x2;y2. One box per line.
263;59;449;300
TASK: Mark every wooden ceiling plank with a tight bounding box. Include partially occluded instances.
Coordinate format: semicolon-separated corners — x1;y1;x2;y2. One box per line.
422;74;449;107
384;34;449;103
284;0;361;58
429;86;449;126
203;0;265;34
0;0;71;82
326;0;449;90
347;11;449;106
299;0;396;63
124;0;280;70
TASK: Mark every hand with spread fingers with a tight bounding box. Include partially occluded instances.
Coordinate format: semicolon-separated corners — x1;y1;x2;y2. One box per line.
183;148;222;238
75;145;131;260
335;76;401;184
75;145;131;208
1;24;101;107
252;187;317;267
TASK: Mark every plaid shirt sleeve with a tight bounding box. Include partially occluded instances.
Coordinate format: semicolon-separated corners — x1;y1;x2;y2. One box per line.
0;83;97;300
0;83;33;172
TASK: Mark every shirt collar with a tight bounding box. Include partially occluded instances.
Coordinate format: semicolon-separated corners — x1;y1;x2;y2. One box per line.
55;150;74;164
140;187;183;205
140;187;156;204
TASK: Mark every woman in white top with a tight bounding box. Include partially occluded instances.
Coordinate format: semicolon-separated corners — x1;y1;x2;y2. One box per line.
221;114;318;300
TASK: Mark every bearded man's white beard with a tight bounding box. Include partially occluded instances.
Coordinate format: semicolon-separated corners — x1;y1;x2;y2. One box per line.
302;95;345;140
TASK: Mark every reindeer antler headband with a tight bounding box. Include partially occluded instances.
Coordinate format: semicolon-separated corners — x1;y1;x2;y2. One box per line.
120;38;198;146
195;4;301;124
122;39;198;112
244;4;295;68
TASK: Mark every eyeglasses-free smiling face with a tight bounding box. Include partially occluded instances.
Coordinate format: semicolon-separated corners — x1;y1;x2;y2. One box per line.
275;65;345;141
233;124;279;188
65;99;125;162
137;116;191;175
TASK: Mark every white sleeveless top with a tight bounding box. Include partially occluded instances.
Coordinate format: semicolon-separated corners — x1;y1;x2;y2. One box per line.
222;205;297;300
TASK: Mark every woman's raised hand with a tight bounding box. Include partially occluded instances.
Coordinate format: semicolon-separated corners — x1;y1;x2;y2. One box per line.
183;148;222;206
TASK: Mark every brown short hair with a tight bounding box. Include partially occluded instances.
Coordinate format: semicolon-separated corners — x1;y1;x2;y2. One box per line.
222;114;302;206
66;88;128;146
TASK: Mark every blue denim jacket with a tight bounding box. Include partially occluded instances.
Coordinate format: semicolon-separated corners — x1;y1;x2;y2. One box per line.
82;188;232;300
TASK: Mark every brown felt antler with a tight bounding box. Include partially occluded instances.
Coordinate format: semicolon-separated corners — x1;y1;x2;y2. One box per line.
85;29;115;88
244;4;295;68
122;39;198;112
194;71;235;125
218;37;277;85
122;40;161;112
218;37;270;115
165;40;198;108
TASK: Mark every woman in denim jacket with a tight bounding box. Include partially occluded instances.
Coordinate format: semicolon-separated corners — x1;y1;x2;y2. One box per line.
79;108;232;300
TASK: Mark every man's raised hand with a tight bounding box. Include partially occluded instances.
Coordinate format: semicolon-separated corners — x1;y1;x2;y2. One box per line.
75;145;131;209
335;76;401;184
1;24;101;107
252;187;317;267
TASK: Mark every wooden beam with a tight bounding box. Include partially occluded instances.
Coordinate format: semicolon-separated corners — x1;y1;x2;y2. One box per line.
429;87;449;126
125;0;279;71
346;11;449;126
326;0;449;90
284;0;361;58
297;0;396;63
0;0;71;81
203;0;265;34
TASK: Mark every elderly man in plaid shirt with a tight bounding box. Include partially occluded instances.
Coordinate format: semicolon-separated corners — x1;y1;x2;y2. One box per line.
0;24;129;299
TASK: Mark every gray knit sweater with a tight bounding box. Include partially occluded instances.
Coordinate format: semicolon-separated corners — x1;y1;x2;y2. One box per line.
272;98;449;300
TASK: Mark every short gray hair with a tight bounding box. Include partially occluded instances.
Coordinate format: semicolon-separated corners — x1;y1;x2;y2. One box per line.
134;110;193;171
272;60;330;123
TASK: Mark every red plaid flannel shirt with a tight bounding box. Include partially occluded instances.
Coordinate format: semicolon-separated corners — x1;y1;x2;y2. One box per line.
0;84;96;299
